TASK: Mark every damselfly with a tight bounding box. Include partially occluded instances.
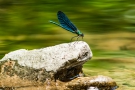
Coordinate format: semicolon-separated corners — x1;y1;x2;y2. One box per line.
49;11;84;41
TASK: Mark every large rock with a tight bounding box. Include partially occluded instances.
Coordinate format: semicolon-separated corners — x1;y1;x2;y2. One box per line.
0;41;92;82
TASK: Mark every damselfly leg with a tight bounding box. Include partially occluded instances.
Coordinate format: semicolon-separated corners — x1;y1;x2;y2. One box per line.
77;35;83;41
71;35;83;41
71;36;78;41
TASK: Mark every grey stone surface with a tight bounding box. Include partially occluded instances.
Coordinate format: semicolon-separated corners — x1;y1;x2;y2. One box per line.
1;41;92;72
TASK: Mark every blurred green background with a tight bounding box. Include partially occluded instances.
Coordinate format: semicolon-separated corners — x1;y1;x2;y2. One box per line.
0;0;135;89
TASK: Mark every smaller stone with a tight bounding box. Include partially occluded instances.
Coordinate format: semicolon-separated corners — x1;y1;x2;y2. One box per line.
65;75;118;90
87;87;99;90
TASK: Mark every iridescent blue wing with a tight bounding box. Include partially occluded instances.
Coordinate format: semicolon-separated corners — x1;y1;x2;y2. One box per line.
57;11;77;33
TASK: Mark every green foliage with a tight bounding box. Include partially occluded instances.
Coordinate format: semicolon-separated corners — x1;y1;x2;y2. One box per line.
0;0;135;35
